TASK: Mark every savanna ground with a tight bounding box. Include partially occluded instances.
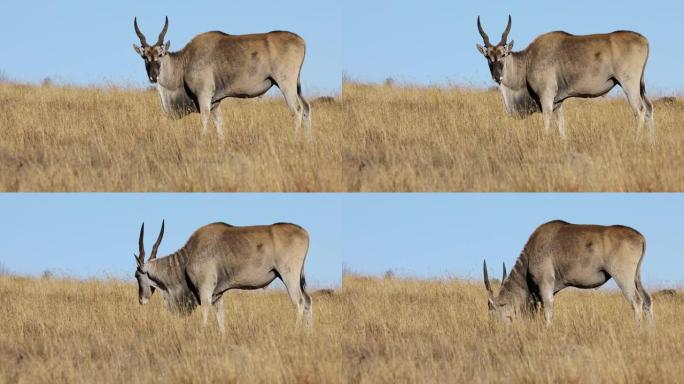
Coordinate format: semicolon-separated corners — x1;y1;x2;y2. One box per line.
341;274;683;383
343;82;684;191
0;83;343;191
3;81;684;191
0;275;342;383
3;274;680;383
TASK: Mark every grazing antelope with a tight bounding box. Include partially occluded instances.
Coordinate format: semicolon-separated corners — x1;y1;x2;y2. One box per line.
134;221;313;333
132;17;312;141
484;220;654;326
476;15;654;142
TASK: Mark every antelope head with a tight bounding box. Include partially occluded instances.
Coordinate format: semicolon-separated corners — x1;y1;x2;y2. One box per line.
134;221;164;305
132;16;170;83
476;15;514;84
483;260;515;323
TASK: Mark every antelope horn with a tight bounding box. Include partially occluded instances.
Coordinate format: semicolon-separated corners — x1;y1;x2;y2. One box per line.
157;16;169;46
500;15;512;45
483;260;494;299
134;17;148;47
137;223;146;265
502;262;508;283
150;220;165;260
477;16;491;47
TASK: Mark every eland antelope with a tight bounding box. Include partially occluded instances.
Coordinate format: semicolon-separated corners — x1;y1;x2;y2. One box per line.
476;15;654;142
134;220;313;333
483;220;654;326
133;17;312;141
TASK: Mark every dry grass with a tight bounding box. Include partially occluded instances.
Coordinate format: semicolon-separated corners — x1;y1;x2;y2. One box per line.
0;276;342;383
343;82;684;191
0;83;343;191
342;274;683;383
3;81;683;191
3;274;681;383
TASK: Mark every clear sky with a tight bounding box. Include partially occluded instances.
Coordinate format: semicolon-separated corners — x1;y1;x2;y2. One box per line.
344;0;683;94
0;1;341;95
2;194;682;288
342;194;684;287
0;194;342;288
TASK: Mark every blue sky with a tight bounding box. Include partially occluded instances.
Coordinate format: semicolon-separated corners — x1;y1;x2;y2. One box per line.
0;194;342;288
3;1;680;94
344;0;683;94
1;194;682;288
343;194;684;287
0;1;341;94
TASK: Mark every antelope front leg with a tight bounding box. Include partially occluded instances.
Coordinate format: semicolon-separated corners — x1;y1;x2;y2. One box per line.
541;96;554;136
211;104;224;141
554;104;566;139
199;288;213;328
201;304;210;327
543;115;552;136
646;106;655;145
215;295;226;334
198;94;213;136
540;286;554;326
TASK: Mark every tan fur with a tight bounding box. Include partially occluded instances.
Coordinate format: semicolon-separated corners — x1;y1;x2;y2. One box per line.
135;222;312;333
133;18;311;141
477;16;654;142
484;220;653;327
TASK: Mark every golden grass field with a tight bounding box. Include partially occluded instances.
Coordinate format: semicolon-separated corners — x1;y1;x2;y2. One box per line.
0;275;342;383
1;274;681;383
3;81;684;191
343;82;684;191
342;274;683;383
0;83;343;191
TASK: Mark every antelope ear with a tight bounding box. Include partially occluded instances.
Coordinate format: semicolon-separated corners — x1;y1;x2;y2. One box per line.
504;41;514;55
133;44;144;56
488;297;495;310
161;41;170;55
476;44;486;55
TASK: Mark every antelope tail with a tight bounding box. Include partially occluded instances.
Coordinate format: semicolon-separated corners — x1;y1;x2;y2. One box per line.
635;240;652;313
